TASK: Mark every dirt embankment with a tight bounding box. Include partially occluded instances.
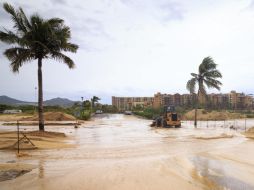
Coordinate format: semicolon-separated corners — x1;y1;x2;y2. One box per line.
0;114;32;122
20;112;76;121
243;127;254;139
0;112;76;122
0;130;73;150
182;109;245;120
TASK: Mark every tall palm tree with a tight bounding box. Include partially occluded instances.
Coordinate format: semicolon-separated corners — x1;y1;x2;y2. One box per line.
91;96;100;109
186;57;222;127
0;3;78;131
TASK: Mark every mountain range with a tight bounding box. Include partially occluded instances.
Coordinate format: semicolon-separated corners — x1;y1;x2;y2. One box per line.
0;95;77;107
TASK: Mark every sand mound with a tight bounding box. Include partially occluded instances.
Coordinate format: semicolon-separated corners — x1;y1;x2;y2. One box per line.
21;112;76;121
0;130;72;150
26;130;66;138
183;109;244;120
247;127;254;133
0;114;32;122
195;133;233;140
243;127;254;139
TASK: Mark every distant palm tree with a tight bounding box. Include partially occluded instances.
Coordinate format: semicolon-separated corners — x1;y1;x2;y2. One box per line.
91;96;100;109
0;3;78;131
186;57;222;127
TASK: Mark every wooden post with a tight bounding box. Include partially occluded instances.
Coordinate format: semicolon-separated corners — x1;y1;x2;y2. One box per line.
245;119;247;132
194;108;197;128
17;120;19;154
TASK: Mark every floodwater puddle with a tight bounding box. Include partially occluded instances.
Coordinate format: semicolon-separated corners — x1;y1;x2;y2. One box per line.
191;156;254;190
0;169;31;182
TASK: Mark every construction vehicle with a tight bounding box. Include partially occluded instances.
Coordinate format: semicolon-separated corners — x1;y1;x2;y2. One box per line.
124;111;132;115
151;106;181;128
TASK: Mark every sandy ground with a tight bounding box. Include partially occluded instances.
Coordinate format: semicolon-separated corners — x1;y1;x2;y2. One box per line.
0;112;80;126
0;114;254;190
0;114;32;122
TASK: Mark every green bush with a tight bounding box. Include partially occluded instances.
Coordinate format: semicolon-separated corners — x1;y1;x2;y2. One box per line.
80;110;91;120
202;110;207;114
246;114;254;118
133;107;162;119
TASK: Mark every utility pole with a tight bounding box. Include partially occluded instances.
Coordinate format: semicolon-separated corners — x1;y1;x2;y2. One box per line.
81;97;84;118
17;120;19;154
34;87;37;113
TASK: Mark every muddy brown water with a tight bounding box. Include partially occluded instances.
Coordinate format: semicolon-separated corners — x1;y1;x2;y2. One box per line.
0;114;254;190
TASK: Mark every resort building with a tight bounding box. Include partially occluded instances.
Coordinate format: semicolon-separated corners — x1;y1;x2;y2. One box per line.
112;96;154;111
228;91;253;109
112;91;254;111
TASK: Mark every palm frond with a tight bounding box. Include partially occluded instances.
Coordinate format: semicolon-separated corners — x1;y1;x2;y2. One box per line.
199;56;216;74
61;42;79;53
47;18;64;26
54;25;71;40
186;78;197;94
203;69;222;78
204;78;222;91
191;73;198;78
4;47;34;72
30;14;44;27
19;8;31;30
3;3;28;33
0;30;22;45
50;51;75;68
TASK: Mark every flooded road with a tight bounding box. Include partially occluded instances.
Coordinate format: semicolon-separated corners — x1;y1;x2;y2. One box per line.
0;114;254;190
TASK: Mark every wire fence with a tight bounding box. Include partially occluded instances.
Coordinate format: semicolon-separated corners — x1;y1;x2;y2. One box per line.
182;119;254;131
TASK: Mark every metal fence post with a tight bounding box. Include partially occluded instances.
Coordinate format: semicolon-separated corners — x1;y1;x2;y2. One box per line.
245;119;247;132
17;120;19;154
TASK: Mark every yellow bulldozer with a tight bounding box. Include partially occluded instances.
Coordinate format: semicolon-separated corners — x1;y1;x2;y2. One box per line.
151;106;181;128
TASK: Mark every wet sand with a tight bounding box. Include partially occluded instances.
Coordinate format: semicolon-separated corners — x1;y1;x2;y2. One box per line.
0;130;74;150
0;114;254;190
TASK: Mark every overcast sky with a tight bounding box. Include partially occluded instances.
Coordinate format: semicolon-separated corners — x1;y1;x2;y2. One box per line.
1;0;254;104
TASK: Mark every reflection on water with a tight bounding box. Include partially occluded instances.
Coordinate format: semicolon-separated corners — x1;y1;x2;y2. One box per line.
192;156;254;190
38;160;44;178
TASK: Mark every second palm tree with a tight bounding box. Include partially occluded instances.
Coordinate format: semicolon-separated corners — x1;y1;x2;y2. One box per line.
186;57;222;127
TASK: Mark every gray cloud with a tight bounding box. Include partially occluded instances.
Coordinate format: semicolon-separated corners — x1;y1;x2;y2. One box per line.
81;18;111;38
120;0;133;6
50;0;67;5
119;0;185;23
249;0;254;8
159;2;184;22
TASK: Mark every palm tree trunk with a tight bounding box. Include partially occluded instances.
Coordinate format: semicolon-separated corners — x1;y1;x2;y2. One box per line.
38;58;44;131
194;107;197;127
194;91;199;128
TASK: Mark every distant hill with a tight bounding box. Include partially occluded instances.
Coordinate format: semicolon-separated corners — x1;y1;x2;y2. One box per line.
44;97;76;107
0;95;30;105
0;95;77;107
